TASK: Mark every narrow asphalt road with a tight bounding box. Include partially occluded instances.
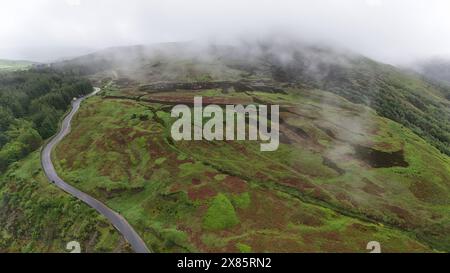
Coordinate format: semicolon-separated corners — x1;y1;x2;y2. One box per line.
41;87;150;253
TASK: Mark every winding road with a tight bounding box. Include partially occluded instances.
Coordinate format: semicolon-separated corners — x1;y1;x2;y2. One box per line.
41;87;150;253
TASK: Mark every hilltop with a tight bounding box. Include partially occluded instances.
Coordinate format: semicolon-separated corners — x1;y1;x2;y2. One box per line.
54;41;450;155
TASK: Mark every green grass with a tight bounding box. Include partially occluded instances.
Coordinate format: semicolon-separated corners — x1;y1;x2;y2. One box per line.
203;193;239;230
0;59;34;72
236;243;252;253
230;192;251;209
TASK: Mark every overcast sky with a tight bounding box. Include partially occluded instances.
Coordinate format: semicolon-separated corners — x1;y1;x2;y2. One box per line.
1;0;450;64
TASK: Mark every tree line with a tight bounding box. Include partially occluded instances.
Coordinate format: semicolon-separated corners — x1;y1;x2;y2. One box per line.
0;68;93;172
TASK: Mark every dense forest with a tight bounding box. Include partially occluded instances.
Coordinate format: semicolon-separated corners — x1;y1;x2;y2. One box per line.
0;69;92;172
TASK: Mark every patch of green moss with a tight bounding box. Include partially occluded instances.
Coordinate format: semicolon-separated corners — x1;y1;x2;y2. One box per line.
231;192;251;209
236;243;252;253
203;194;239;230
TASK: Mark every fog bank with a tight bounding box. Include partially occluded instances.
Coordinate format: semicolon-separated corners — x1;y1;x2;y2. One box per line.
1;0;449;64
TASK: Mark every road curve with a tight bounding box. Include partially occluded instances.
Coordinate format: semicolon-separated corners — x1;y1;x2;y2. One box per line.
41;87;150;253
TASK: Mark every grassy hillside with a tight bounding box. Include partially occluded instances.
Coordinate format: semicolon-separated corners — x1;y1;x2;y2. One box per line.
0;151;131;252
52;84;449;252
414;58;450;85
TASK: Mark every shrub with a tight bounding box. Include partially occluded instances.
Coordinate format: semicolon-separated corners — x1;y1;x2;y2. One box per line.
203;193;239;230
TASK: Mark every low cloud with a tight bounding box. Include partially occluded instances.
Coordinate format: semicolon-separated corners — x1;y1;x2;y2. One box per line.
1;0;449;64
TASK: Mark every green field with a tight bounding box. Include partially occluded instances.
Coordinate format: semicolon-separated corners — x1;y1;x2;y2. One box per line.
0;59;35;72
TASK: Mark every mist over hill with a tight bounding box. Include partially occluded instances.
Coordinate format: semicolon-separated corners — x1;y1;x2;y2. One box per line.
413;58;450;87
51;40;450;156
